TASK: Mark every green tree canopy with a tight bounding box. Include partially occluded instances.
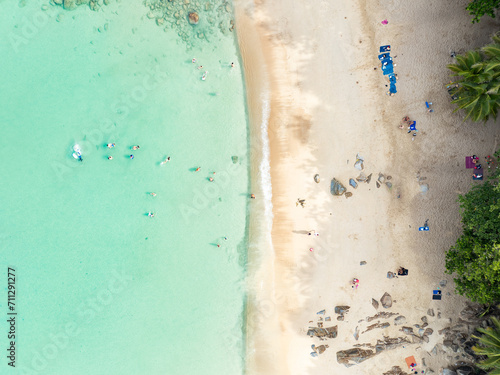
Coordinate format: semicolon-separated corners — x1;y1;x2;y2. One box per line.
467;0;500;23
448;32;500;122
473;316;500;373
445;179;500;304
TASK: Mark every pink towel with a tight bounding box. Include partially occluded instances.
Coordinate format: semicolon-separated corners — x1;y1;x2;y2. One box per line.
381;19;388;25
465;156;474;169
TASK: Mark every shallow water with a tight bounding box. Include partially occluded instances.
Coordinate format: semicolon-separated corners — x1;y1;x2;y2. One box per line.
0;2;248;374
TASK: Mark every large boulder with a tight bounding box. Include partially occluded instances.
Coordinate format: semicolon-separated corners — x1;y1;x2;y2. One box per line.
334;306;350;315
380;292;392;308
331;178;346;196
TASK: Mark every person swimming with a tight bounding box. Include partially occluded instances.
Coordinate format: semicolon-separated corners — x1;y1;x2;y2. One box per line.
132;145;140;150
107;143;115;148
160;156;171;165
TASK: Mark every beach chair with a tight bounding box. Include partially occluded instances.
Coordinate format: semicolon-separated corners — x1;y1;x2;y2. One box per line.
409;121;416;131
380;45;391;52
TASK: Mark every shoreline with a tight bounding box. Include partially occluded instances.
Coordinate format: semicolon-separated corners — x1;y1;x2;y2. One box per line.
235;0;500;373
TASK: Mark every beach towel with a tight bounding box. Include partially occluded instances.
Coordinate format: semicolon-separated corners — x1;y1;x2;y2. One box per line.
418;226;429;231
465;156;475;168
473;174;483;180
432;290;442;300
389;83;397;94
388;73;397;83
425;101;431;108
382;65;394;75
409;121;416;131
381;58;393;66
405;356;417;369
380;45;391;52
378;53;390;60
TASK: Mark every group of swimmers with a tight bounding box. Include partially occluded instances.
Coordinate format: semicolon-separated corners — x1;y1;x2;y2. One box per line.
105;143;140;160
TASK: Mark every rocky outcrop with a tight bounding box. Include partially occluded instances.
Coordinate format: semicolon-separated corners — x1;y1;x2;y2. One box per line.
336;348;375;367
307;325;338;339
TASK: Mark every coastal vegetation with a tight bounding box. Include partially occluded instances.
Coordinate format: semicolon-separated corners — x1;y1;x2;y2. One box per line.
467;0;500;23
472;316;500;373
447;32;500;122
445;151;500;304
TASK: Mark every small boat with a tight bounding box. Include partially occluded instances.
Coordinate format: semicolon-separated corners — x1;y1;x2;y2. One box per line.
72;144;83;161
202;71;208;81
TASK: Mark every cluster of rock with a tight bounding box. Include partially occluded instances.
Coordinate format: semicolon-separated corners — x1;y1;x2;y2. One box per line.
52;0;236;48
306;309;340;356
429;303;499;374
330;154;393;199
143;0;236;47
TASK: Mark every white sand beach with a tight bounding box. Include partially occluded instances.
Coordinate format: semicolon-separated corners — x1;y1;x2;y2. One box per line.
235;0;500;373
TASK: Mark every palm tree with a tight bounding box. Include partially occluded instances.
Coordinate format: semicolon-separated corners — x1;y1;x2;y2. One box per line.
448;32;500;123
472;316;500;374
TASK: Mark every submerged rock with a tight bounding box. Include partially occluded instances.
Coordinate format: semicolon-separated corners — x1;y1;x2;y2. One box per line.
231;156;238;164
188;12;199;24
63;0;77;10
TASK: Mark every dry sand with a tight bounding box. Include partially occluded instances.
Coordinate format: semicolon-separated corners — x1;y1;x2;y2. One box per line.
235;0;500;373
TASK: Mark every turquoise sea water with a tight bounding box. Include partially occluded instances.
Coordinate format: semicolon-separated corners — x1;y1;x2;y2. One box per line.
0;1;249;374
